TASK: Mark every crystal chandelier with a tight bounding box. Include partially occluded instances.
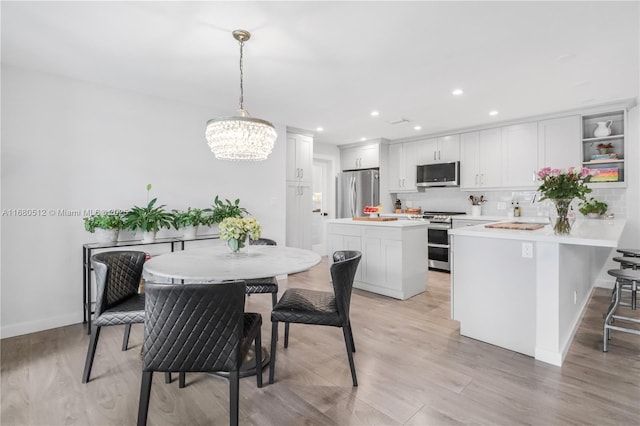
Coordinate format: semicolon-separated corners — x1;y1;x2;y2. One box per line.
206;30;277;161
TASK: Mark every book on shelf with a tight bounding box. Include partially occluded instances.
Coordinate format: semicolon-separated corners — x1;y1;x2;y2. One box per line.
590;167;619;182
590;153;618;161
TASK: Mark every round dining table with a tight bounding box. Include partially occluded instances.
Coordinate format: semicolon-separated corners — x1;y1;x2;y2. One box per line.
143;244;322;283
141;244;322;377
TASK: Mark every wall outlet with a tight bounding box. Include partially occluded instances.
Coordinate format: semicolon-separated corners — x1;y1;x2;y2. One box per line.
497;202;507;210
521;242;533;258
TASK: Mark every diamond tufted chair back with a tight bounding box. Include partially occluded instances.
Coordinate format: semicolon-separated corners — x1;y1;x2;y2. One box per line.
93;251;146;318
142;282;245;373
331;250;362;323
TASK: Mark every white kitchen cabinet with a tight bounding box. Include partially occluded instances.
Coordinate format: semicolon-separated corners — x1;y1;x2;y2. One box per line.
418;134;460;164
502;122;539;188
326;219;427;300
460;129;502;189
286;133;313;183
537;115;581;171
388;141;419;192
286;181;313;250
340;143;380;170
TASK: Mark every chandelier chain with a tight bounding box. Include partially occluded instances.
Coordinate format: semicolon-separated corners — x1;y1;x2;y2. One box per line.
238;39;244;111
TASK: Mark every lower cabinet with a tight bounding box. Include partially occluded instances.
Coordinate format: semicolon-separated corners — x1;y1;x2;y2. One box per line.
286;181;312;250
326;221;427;300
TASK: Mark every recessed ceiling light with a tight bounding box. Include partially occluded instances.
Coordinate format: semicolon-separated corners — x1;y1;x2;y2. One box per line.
414;125;422;131
316;127;323;132
489;110;499;116
452;89;464;96
370;111;380;117
360;137;367;141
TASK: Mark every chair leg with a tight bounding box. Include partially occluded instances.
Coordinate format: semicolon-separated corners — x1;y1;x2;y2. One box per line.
137;371;153;426
284;323;290;348
269;321;278;384
122;324;132;351
271;292;278;308
255;329;263;388
82;325;101;383
229;370;240;426
342;324;358;387
348;320;356;352
164;372;171;383
179;372;186;388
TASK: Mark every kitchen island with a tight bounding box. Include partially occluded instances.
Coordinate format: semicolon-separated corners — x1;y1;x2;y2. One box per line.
449;218;626;366
326;218;428;300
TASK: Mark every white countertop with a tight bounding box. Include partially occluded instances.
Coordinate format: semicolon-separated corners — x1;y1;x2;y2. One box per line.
328;217;429;227
453;214;543;221
449;218;626;247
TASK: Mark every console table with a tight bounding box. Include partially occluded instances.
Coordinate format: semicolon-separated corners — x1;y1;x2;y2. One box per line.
82;234;219;334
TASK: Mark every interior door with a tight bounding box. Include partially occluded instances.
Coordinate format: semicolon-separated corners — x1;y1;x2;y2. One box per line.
311;159;329;255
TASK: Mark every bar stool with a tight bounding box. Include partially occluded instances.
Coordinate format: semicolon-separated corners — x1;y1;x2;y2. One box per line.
612;256;640;310
603;269;640;352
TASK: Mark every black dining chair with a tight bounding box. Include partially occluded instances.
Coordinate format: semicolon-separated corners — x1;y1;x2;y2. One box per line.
246;238;279;307
137;281;262;426
82;250;146;383
269;250;362;386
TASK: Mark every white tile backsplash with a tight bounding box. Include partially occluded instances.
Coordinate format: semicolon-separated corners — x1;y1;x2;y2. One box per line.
394;187;626;218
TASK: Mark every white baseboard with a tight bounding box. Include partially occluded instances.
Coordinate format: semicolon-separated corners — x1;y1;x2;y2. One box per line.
1;313;80;339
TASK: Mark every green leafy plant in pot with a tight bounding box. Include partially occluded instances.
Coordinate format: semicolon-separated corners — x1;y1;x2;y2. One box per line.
578;197;608;218
172;207;211;240
210;195;249;224
83;211;124;244
124;184;173;243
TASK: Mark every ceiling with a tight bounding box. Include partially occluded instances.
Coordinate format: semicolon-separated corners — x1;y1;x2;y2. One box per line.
2;1;638;145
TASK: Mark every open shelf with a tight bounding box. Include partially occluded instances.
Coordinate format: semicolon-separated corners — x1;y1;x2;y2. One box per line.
581;110;626;187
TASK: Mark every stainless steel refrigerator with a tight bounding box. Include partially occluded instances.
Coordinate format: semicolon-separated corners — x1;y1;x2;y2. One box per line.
337;169;380;218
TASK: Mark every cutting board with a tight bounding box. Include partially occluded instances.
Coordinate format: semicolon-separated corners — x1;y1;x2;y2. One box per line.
484;222;545;230
353;217;398;222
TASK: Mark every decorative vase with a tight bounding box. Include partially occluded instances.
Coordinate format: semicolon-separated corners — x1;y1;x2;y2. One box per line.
471;205;482;217
226;233;249;255
182;225;198;240
593;120;613;138
586;213;602;219
550;199;573;235
95;228;119;244
598;148;609;154
141;230;157;243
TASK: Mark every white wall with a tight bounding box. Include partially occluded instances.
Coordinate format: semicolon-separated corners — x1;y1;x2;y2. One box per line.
0;65;287;338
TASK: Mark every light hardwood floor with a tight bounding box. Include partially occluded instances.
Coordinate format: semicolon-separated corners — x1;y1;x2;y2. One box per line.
2;258;639;425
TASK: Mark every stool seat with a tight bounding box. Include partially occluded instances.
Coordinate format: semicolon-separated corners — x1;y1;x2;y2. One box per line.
613;257;640;269
617;248;640;257
603;269;640;352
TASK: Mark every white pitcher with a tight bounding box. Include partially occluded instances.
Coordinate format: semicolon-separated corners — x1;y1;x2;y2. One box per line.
593;120;613;138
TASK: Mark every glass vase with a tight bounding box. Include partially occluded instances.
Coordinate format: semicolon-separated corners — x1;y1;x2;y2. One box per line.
550;198;573;235
226;233;249;255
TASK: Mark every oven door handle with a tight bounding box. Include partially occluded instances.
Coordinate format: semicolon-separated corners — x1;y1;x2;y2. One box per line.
427;224;452;230
428;243;450;249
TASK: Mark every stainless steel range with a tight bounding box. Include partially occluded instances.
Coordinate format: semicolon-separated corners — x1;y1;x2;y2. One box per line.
422;211;465;271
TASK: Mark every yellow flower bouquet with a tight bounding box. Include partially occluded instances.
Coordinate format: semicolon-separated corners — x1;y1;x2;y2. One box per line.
219;217;261;253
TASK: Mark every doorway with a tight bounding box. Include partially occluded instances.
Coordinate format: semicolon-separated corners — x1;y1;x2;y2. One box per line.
311;158;331;256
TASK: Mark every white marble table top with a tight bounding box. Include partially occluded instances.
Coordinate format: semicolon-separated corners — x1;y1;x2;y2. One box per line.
143;245;322;283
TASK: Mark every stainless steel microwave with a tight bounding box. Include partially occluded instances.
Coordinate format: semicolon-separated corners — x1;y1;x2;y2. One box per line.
416;161;460;187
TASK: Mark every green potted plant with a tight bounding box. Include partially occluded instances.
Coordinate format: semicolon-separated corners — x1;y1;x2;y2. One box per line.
124;184;174;243
578;197;608;218
172;207;211;240
83;211;124;243
210;195;249;224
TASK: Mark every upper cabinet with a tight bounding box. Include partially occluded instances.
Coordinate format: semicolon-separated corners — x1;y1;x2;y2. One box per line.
418;135;460;165
388;141;419;192
581;110;626;187
460;129;502;189
340;143;380;170
537;115;581;171
286;133;313;183
502;122;539;187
